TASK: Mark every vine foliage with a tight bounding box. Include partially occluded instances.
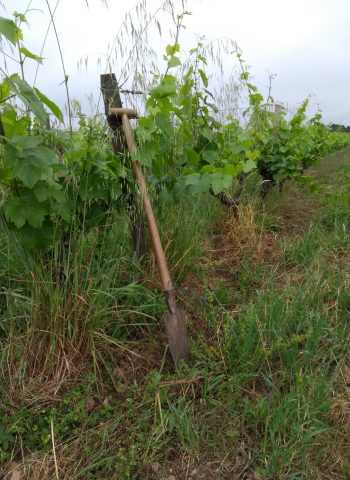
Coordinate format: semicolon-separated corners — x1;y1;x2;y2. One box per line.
0;12;348;251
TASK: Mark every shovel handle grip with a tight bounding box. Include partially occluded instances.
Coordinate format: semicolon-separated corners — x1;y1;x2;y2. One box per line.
121;114;173;293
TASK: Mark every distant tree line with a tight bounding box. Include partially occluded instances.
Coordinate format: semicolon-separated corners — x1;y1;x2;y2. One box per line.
330;124;350;132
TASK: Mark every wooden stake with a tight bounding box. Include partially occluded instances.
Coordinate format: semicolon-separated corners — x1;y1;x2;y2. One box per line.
100;73;147;259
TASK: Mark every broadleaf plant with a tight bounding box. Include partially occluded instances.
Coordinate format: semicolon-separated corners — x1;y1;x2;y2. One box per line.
0;12;125;250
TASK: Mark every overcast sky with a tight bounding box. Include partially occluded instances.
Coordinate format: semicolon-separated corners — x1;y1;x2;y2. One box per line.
2;0;350;125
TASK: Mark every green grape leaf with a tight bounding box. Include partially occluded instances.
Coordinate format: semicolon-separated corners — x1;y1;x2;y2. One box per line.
201;128;215;141
249;92;264;106
19;222;55;250
28;201;49;228
151;75;177;99
184;173;201;186
0;16;21;45
198;69;208;88
223;164;239;176
1;107;16;138
20;47;43;63
0;81;10;102
33;180;62;202
27;146;58;165
190;173;211;193
211;173;232;195
33;181;50;201
185;149;200;167
240;71;249;81
11;146;58;188
155;113;173;136
202;149;218;164
243;159;257;173
4;197;26;228
166;44;180;56
246;149;261;161
167;56;181;69
4;193;49;228
247;83;257;92
1;110;29;139
200;164;215;174
34;87;63;122
13;135;43;149
5;75;47;124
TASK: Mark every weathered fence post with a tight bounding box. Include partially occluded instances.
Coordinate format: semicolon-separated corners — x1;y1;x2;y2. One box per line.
100;73;147;258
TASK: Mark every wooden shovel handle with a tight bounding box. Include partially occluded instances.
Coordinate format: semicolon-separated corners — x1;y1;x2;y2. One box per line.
120;114;173;293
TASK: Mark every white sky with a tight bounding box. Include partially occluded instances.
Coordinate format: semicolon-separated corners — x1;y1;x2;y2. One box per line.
2;0;350;125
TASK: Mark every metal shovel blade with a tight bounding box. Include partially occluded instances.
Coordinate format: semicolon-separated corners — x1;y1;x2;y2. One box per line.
164;307;190;365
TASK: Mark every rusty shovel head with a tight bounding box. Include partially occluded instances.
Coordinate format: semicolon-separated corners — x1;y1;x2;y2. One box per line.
164;307;190;365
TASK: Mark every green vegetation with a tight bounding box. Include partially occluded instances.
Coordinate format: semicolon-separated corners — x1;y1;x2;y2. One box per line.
0;4;350;480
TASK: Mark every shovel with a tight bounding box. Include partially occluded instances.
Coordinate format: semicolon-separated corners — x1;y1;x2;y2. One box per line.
109;107;190;365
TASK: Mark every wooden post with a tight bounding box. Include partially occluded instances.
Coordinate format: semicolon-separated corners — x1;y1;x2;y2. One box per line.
100;73;147;259
274;103;283;115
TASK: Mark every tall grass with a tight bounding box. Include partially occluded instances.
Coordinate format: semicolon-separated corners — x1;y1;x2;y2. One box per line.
0;212;164;383
156;193;224;282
